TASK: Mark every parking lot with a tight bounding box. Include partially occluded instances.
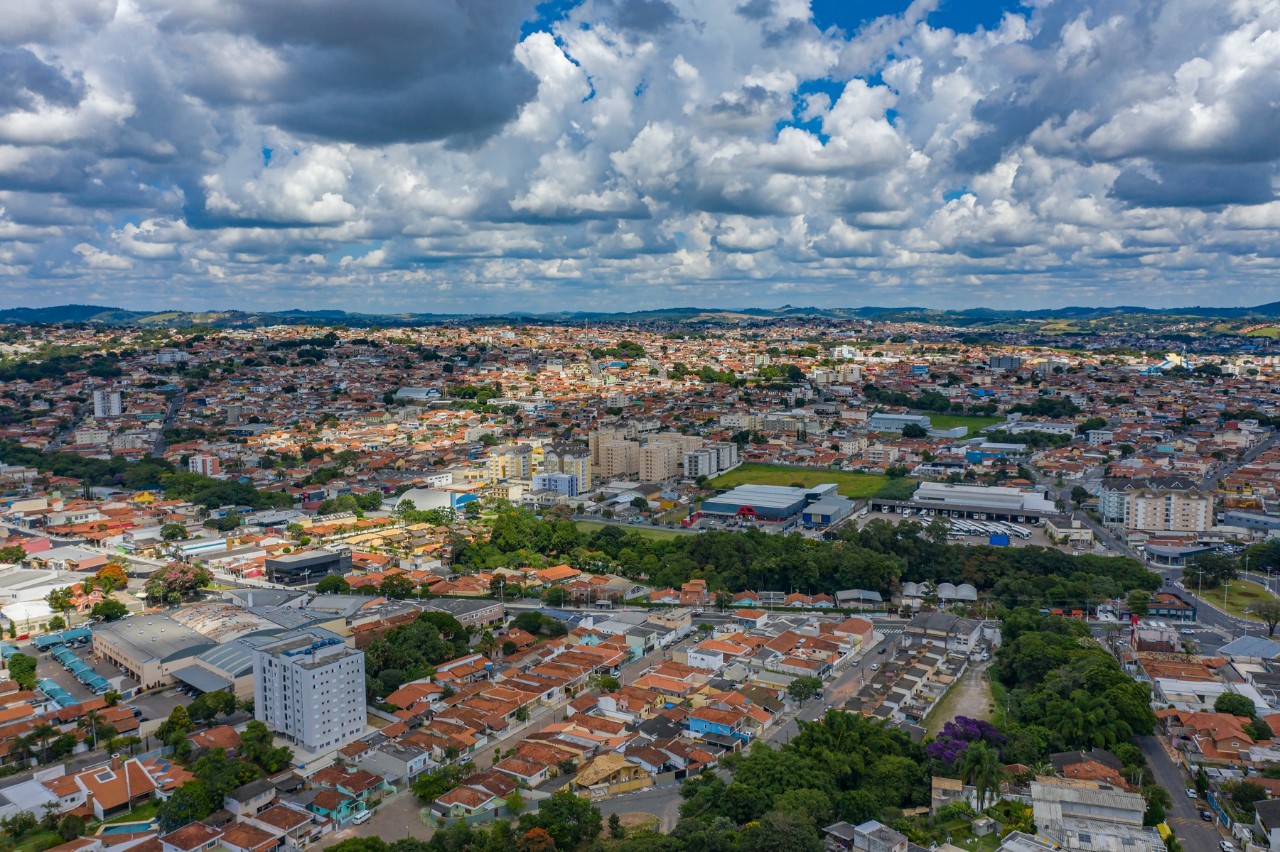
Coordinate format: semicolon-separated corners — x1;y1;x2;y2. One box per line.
22;638;190;724
29;639;135;702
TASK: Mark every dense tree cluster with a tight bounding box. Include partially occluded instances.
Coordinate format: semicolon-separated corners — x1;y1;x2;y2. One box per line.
456;510;1157;609
364;611;470;699
144;563;212;604
0;443;290;508
995;611;1156;762
155;720;291;831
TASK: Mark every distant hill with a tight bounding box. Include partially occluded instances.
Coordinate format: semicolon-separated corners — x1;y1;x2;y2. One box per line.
1;301;1279;328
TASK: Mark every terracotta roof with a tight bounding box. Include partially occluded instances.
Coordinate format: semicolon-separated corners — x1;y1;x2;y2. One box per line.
159;823;222;851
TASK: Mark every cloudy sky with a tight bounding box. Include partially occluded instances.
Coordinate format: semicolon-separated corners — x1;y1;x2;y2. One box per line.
1;0;1278;314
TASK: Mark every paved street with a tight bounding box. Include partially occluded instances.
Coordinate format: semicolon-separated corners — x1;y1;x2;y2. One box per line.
594;782;686;831
1137;735;1228;852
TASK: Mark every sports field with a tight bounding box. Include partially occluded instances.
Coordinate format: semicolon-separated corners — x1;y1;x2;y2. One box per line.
707;463;888;499
923;413;1002;436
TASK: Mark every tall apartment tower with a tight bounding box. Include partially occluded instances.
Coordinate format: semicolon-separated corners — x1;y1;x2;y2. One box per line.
92;390;122;419
253;633;366;753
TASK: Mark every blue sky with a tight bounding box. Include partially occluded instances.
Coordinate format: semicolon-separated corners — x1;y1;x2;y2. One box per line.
0;0;1277;313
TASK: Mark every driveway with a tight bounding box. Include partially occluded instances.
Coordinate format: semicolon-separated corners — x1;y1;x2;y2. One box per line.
1136;735;1229;852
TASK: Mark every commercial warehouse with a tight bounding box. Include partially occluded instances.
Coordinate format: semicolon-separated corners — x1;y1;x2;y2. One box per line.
870;481;1062;522
93;613;216;690
702;483;846;526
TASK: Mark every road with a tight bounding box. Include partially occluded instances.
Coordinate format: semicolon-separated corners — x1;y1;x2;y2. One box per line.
594;781;686;831
150;391;184;458
1136;735;1227;852
764;626;904;745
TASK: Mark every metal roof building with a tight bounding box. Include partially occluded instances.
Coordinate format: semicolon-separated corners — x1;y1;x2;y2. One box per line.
92;613;216;690
701;484;814;521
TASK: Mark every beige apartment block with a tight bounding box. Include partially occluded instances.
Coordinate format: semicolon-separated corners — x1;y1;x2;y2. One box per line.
1125;489;1213;532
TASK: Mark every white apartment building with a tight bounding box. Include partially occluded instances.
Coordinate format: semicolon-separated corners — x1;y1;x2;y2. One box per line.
92;390;122;419
718;414;758;431
684;442;740;479
253;633;366;753
188;454;221;477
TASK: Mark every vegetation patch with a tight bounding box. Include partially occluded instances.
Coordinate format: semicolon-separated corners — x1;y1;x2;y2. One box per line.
708;463;888;499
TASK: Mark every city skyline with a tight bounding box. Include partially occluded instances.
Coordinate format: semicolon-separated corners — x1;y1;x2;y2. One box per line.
3;0;1278;313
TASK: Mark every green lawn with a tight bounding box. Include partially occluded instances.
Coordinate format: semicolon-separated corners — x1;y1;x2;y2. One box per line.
574;521;689;540
925;414;1003;437
1218;578;1275;621
708;463;888;499
1;829;62;852
1246;327;1280;339
104;800;160;825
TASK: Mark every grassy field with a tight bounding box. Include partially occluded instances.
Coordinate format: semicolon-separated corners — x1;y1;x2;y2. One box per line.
926;413;1003;437
1218;578;1275;621
1246;327;1280;339
925;662;994;737
707;463;888;499
574;521;690;540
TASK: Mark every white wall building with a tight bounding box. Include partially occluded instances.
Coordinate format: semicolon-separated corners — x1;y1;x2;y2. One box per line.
253;633;366;753
92;389;122;419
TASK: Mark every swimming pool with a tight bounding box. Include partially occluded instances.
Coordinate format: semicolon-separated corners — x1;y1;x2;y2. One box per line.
98;821;156;836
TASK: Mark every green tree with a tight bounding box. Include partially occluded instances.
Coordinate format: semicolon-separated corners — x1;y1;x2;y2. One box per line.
787;677;824;702
519;789;602;850
1126;590;1150;617
1213;693;1256;719
91;599;129;622
1253;598;1280;637
46;587;75;622
238;721;293;773
1226;780;1268;814
1184;552;1238;589
157;781;214;832
156;704;193;742
958;741;1005;811
316;575;350;595
56;814;86;841
738;809;823;852
1142;784;1171;826
505;790;525;816
8;653;35;691
160;523;188;541
0;545;28;564
1070;486;1090;508
379;575;415;599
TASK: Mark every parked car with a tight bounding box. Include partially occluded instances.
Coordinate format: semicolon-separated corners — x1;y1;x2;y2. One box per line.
1200;810;1213;822
352;810;372;826
877;647;886;654
1220;841;1235;852
870;664;880;672
1186;788;1198;799
1180;628;1195;635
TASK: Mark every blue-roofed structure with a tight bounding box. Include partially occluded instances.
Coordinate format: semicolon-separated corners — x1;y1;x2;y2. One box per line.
1219;636;1280;662
38;678;76;708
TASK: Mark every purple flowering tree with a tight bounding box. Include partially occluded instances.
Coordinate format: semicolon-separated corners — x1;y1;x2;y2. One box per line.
926;715;1005;767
